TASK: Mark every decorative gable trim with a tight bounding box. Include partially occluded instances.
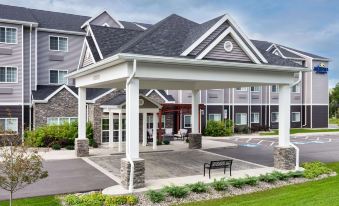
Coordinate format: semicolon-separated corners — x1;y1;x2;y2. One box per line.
181;14;268;63
196;27;261;64
32;85;78;104
81;11;124;29
145;89;175;103
78;37;97;69
267;44;305;60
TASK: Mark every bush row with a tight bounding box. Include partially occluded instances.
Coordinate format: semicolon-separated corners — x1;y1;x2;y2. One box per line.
24;122;95;148
64;193;138;206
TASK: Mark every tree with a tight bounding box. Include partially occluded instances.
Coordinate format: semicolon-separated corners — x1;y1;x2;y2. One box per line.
329;83;339;118
0;136;48;206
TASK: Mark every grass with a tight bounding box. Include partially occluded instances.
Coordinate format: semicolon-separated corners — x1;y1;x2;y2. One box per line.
259;128;339;136
0;195;61;206
329;118;339;125
178;162;339;206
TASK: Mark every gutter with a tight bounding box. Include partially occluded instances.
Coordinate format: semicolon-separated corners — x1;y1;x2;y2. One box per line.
125;59;137;193
290;71;302;170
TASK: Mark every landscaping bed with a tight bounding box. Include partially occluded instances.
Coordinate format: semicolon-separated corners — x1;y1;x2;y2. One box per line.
60;162;335;206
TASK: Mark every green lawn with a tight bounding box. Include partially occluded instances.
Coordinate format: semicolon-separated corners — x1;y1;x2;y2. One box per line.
260;128;339;136
178;162;339;206
0;195;61;206
329;118;339;125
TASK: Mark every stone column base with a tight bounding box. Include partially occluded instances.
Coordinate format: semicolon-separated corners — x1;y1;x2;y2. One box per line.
120;158;145;189
188;133;202;149
75;138;89;157
274;146;296;170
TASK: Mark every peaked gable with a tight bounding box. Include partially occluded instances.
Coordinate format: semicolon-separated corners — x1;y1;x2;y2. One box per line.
81;11;124;29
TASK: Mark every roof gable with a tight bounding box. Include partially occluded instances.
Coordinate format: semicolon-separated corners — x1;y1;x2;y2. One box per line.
81;11;124;29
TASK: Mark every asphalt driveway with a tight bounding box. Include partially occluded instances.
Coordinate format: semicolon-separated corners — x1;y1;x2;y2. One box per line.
207;134;339;167
0;159;117;200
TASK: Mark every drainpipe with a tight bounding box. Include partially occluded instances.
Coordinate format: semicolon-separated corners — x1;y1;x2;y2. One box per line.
125;59;137;193
290;71;302;170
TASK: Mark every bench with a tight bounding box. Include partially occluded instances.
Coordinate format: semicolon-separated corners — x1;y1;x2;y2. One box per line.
204;160;233;179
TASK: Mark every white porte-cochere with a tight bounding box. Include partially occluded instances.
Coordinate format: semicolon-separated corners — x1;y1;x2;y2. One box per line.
69;53;309;190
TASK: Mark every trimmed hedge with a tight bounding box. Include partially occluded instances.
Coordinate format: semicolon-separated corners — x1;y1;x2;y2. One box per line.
64;193;138;206
25;122;94;148
204;120;233;137
302;161;333;179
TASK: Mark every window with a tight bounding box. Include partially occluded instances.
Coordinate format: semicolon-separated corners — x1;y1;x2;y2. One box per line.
0;118;18;133
208;113;222;121
184;115;191;128
235;87;248;91
292;112;301;122
147;115;153;129
161;115;166;128
271;112;279;123
50;36;68;52
251;113;260;123
101;118;109;143
251;86;260;92
0;27;17;44
49;70;68;84
271;85;279;93
235;113;247;125
292;84;300;93
0;67;17;83
47;117;77;125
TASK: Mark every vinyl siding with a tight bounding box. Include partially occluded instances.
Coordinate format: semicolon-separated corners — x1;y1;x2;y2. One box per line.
90;12;121;28
0;23;23;103
204;34;252;62
82;46;94;67
23;27;36;103
312;60;329;105
37;31;84;86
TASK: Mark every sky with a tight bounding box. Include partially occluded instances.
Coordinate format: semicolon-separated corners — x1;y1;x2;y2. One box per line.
1;0;339;87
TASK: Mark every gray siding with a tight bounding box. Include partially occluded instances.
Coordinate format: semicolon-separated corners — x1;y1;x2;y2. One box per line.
206;89;223;104
81;46;94;67
312;60;328;105
0;23;23;103
204;34;251;62
37;31;84;86
23;27;36;103
90;12;121;28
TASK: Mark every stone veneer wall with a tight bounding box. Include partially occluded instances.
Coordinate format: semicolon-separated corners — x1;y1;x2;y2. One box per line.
88;89;125;145
34;89;78;128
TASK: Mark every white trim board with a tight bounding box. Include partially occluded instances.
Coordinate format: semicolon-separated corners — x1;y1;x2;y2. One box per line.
32;85;78;104
80;11;124;29
88;25;104;59
181;14;268;64
196;27;261;64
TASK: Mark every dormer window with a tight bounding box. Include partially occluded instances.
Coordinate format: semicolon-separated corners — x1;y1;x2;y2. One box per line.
50;36;68;52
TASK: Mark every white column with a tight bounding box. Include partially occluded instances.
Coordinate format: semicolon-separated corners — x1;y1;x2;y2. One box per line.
142;112;147;146
191;89;199;133
126;78;140;159
109;111;114;148
152;113;158;150
118;112;123;152
78;87;87;139
279;84;291;147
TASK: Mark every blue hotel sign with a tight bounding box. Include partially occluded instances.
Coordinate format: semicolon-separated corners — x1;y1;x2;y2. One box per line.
313;63;328;74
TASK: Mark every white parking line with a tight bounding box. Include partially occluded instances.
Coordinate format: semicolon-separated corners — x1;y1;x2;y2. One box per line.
270;142;275;146
257;140;264;145
82;157;121;183
246;138;252;143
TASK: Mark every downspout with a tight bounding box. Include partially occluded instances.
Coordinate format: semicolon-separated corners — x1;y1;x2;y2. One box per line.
29;24;32;131
125;59;137;193
290;71;302;170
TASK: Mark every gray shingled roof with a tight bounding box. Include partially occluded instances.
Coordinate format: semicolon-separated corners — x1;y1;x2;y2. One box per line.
90;25;143;58
279;45;328;59
140;89;175;102
0;4;37;23
120;21;146;31
277;46;302;59
32;85;110;101
102;93;126;106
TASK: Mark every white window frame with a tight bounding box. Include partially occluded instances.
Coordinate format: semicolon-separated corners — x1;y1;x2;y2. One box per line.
0;66;18;83
49;69;68;85
184;115;191;128
101;118;109;143
271;85;279;93
47;117;77;125
235;113;247;125
0;118;18;133
0;26;17;44
251;112;260;123
235;87;248;91
292;84;301;93
161;115;166;128
208;113;222;121
49;35;68;52
271;112;279;123
292;112;301;122
250;86;260;92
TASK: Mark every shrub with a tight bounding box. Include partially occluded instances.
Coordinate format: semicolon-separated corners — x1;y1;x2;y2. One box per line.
25;122;94;148
146;190;165;203
229;178;247;188
64;194;82;205
271;171;289;181
65;145;74;150
52;144;61;150
243;176;259;186
286;171;304;178
64;193;138;206
163;140;170;145
211;178;229;191
258;173;278;183
163;185;189;198
302;161;332;179
204;120;233;137
234;125;250;134
187;182;208;193
185;138;189;143
157;141;163;145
